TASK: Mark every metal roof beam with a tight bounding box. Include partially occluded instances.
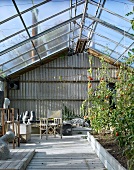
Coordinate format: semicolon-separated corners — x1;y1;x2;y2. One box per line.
0;0;51;25
89;0;130;23
84;25;131;50
79;0;88;38
0;0;84;44
1;34;79;76
86;13;134;40
88;0;106;43
0;26;80;66
1;36;77;76
114;42;134;64
0;14;83;57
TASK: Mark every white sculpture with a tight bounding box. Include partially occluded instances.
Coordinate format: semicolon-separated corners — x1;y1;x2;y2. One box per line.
3;98;10;109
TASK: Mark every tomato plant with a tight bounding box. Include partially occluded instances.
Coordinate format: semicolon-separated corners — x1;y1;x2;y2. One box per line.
81;49;134;169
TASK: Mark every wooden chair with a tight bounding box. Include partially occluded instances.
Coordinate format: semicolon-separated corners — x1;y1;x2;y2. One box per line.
40;118;48;139
40;110;63;139
47;109;63;139
0;108;20;148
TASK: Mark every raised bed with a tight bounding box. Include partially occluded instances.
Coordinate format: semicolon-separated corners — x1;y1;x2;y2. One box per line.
87;132;126;170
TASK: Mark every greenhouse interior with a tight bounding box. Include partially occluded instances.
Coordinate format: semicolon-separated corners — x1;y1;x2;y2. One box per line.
0;0;133;170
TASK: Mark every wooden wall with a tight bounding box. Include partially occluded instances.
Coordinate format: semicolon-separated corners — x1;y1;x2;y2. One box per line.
8;53;117;118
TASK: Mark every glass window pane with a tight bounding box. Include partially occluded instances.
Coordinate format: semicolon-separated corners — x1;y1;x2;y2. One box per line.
0;17;25;41
0;0;17;22
0;31;29;51
16;0;44;12
100;10;131;32
104;0;133;18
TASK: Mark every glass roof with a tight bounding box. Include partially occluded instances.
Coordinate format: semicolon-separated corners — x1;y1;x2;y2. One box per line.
0;0;133;78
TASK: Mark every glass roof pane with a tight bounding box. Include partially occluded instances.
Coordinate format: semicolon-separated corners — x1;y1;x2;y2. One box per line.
4;55;38;73
109;51;120;60
22;2;70;28
119;37;134;48
27;11;71;37
15;0;44;12
104;0;134;18
0;0;133;78
0;31;28;51
110;45;126;56
87;3;99;16
100;10;131;33
0;0;17;22
0;17;25;41
0;41;34;67
94;24;126;45
35;25;69;57
3;60;34;77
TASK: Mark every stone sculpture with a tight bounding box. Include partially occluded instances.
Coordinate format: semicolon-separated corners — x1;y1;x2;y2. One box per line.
0;131;15;160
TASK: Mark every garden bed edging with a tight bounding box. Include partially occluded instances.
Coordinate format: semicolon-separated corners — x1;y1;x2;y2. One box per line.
87;132;127;170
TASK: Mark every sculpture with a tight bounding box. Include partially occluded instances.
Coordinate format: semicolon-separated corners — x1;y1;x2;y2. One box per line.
3;98;10;109
23;111;30;124
0;131;15;160
28;111;36;124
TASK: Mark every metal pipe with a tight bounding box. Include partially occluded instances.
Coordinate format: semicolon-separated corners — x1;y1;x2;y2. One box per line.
31;8;39;61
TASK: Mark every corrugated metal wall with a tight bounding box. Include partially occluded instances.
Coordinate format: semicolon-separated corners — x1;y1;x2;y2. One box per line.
9;53;117;119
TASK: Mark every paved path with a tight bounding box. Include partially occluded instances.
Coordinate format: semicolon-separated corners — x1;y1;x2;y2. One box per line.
18;134;105;170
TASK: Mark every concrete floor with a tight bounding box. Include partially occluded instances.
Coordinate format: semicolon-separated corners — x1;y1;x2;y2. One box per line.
13;128;106;170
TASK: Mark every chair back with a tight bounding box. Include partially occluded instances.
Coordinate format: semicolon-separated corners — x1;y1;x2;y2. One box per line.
47;110;62;119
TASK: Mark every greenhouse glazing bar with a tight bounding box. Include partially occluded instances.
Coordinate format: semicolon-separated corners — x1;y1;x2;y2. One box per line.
114;42;134;64
0;0;51;25
89;0;130;23
0;27;80;67
83;26;130;50
79;0;88;39
88;0;106;44
0;14;83;57
86;14;134;40
12;0;42;62
0;0;84;44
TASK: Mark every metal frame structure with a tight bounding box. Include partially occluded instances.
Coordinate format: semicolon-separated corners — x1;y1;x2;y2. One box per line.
0;0;133;78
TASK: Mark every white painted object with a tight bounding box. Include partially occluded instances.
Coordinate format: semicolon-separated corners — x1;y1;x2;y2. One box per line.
3;98;10;109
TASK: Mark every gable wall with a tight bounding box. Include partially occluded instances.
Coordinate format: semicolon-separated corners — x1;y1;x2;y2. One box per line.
8;53;117;118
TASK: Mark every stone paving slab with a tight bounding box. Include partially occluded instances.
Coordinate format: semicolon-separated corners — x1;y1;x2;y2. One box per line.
0;149;35;170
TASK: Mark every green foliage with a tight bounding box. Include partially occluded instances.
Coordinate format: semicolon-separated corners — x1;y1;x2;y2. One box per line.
81;53;134;169
126;11;133;16
62;104;81;120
